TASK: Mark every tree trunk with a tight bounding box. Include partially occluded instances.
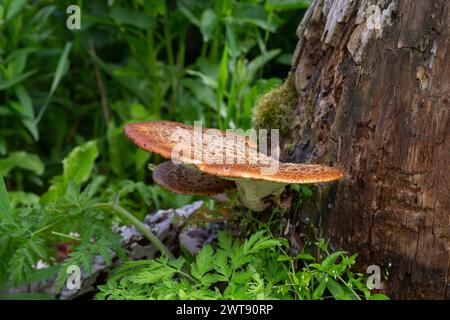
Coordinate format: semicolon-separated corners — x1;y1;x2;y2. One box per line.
287;0;450;299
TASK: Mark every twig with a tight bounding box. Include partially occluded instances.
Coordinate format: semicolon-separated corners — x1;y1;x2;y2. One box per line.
88;40;110;124
92;202;175;260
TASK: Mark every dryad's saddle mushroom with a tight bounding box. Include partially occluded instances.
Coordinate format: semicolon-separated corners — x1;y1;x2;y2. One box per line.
125;120;343;211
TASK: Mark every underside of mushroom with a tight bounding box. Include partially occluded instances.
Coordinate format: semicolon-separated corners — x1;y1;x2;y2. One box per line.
152;161;236;196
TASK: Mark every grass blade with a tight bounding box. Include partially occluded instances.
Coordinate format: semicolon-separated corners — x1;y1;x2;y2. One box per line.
0;173;14;224
35;42;73;123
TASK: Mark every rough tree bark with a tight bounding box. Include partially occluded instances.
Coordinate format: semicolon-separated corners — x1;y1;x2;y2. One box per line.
286;0;450;299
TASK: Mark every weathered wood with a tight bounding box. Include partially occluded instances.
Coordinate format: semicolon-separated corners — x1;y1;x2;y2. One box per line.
287;0;450;299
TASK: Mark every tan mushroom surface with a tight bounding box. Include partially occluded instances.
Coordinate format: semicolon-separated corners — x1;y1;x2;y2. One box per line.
125;121;193;160
125;120;344;211
195;161;343;212
195;162;343;184
124;121;257;163
153;161;236;196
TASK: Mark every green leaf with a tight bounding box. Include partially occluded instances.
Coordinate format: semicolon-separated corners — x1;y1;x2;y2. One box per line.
0;152;44;176
217;45;229;126
214;249;231;280
326;277;346;299
186;70;217;89
8;49;28;77
8;191;39;208
62;140;99;186
246;49;280;83
0;69;37;91
200;273;221;287
225;23;239;58
139;269;177;283
6;0;27;21
277;254;293;262
369;293;390;300
177;2;200;26
199;9;216;42
217;231;233;254
243;230;280;254
297;252;315;261
231;271;253;284
41;141;98;203
36;42;72;123
300;185;313;197
313;276;328;299
265;0;311;11
107;122;125;176
131;265;177;284
49;42;72;98
0;265;60;291
192;245;214;279
0;137;6;155
322;251;347;268
15;86;38;140
111;7;155;29
229;3;275;31
28;238;47;258
0;174;14;224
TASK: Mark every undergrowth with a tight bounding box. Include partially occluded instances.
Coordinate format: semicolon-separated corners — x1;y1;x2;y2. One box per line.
0;0;390;301
96;230;388;300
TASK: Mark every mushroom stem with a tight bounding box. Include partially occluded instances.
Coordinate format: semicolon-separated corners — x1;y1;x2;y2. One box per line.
228;178;287;212
93;203;175;260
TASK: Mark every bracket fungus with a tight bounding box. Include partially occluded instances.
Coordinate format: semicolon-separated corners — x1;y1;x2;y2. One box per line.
124;120;343;212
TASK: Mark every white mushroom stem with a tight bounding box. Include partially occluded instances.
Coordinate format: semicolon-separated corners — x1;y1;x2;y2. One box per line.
226;178;287;212
183;163;287;212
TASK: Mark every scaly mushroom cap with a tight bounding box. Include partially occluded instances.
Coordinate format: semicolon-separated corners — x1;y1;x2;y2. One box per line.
152;161;236;196
125;120;343;184
124;121;257;163
195;162;343;184
125;120;343;211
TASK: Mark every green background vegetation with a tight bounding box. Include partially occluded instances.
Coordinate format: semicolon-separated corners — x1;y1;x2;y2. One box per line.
0;0;387;300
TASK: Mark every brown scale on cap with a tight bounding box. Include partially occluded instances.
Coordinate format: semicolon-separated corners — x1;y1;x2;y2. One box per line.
124;121;257;163
152;161;236;196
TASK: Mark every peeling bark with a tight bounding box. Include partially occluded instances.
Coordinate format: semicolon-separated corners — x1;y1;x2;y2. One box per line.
287;0;450;299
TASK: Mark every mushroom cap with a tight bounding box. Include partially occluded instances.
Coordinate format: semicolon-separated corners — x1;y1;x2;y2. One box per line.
124;121;193;160
125;120;343;185
124;121;257;163
152;161;236;196
195;162;343;184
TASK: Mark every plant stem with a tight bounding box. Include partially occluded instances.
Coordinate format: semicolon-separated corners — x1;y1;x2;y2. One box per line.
93;202;175;260
88;39;110;124
337;275;362;300
51;231;81;242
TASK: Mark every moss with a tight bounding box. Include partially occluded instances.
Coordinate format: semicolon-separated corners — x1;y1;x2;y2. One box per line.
251;72;298;134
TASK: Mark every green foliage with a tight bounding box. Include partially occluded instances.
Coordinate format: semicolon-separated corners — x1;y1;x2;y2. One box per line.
41;140;99;203
1;0;306;195
0;151;44;176
0;0;387;302
96;231;388;300
0;174;13;224
0;137;196;289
